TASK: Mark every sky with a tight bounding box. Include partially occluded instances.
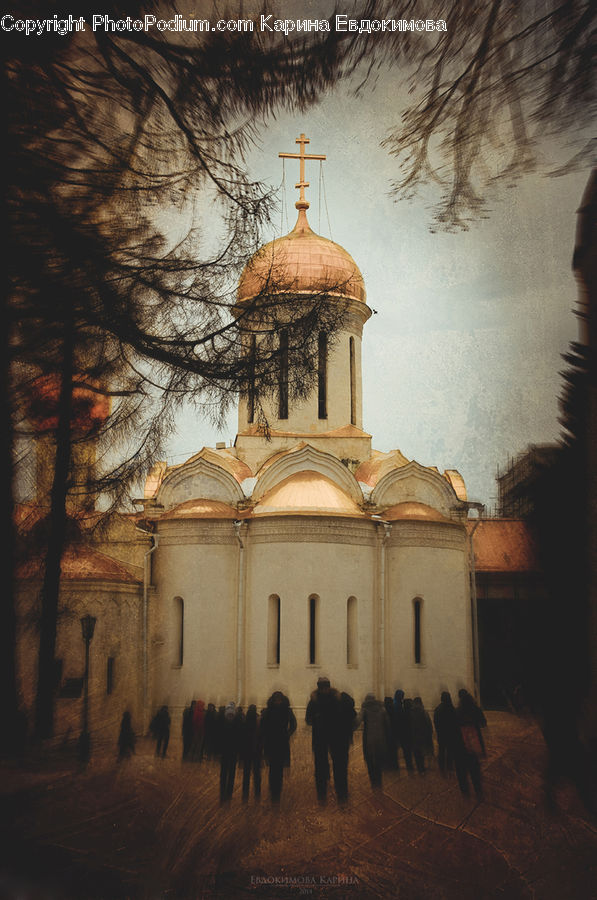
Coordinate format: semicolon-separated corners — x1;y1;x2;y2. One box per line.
167;61;587;510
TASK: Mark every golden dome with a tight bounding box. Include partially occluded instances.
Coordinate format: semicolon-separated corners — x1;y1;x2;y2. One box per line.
237;208;366;305
253;470;365;517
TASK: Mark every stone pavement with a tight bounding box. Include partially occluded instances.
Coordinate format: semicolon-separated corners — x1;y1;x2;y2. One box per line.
1;712;596;899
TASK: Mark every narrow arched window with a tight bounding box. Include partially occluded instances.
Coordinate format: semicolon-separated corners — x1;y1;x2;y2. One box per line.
278;329;288;419
268;594;281;665
318;331;327;419
309;594;319;664
347;596;358;665
173;596;184;666
413;598;422;664
106;656;115;695
349;337;356;426
247;333;256;424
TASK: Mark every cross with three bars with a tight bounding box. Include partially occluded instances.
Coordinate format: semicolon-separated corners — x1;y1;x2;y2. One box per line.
279;133;326;210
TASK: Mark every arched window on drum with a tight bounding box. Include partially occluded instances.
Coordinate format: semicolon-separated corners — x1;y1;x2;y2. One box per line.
268;594;281;666
173;596;184;667
347;596;358;666
413;597;423;665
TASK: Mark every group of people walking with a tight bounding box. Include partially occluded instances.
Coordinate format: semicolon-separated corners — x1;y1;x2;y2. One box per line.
306;679;486;801
183;693;297;804
128;679;487;805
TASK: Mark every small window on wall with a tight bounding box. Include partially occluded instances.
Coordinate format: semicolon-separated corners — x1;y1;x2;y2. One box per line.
318;331;327;419
349;337;356;426
279;330;289;420
106;656;115;695
174;596;184;667
413;598;422;664
53;658;63;691
309;594;319;664
247;333;256;424
268;594;281;666
347;596;358;666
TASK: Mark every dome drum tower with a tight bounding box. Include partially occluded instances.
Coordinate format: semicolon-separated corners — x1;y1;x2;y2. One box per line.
235;135;372;472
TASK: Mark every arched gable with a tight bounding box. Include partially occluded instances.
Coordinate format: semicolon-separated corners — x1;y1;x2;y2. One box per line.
252;443;364;504
157;454;245;509
355;448;410;487
371;461;463;517
253;471;364;517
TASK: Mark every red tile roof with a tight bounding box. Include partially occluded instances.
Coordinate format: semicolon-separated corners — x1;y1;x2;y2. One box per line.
17;545;140;584
468;519;540;573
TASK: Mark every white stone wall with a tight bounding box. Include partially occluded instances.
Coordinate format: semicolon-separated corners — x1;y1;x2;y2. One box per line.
16;580;143;745
385;522;474;707
149;512;474;716
243;517;377;711
150;521;239;714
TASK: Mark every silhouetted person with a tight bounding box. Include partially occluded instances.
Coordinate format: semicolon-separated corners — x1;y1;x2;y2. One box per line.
361;694;391;789
214;705;226;758
182;701;195;760
384;697;399;769
150;705;170;758
335;691;357;801
511;684;526;715
203;703;217;759
409;697;433;774
191;699;206;760
458;689;487;756
240;705;262;802
219;702;241;803
456;692;484;798
393;690;414;772
306;677;348;804
433;691;460;774
117;711;136;760
261;691;297;803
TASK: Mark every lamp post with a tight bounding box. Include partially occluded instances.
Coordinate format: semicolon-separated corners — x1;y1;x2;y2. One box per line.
78;614;96;763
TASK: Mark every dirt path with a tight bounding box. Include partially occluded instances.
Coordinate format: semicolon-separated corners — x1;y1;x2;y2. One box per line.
1;713;596;899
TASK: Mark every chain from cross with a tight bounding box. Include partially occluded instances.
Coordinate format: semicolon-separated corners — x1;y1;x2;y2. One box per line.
279;133;326;210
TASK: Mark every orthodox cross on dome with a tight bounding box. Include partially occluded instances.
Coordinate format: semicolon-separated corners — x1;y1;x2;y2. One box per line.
279;133;326;210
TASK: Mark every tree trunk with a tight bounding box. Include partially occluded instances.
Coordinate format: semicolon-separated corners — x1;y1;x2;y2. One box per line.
34;310;75;740
0;289;20;754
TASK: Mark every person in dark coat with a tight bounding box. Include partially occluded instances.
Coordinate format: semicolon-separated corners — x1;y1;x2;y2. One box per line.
202;703;218;759
181;701;195;761
393;690;414;772
384;697;399;769
433;691;461;774
306;677;349;804
335;691;358;798
240;704;262;802
260;691;297;803
361;694;392;788
191;699;206;761
219;702;242;803
410;697;434;773
214;705;226;756
458;689;487;756
117;711;136;760
150;705;171;758
456;691;484;797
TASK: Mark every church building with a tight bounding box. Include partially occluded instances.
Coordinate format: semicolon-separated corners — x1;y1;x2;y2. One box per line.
140;135;476;715
16;136;543;741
